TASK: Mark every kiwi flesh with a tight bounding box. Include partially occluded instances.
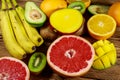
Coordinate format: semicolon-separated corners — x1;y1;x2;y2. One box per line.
28;52;46;75
67;1;86;14
88;4;110;15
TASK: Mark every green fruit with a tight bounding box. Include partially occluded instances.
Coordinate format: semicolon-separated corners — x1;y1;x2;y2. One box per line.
28;52;46;75
25;2;46;27
92;40;117;70
88;4;110;15
67;1;86;14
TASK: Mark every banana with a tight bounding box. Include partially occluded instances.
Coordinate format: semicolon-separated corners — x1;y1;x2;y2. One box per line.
8;9;36;53
6;0;36;53
0;0;26;59
12;0;44;47
0;10;1;35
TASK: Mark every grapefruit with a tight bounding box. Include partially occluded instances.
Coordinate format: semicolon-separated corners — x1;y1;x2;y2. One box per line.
47;35;95;77
50;8;83;34
0;57;30;80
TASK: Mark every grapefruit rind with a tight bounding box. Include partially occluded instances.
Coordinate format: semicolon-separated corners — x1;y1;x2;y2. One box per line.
0;57;30;80
47;35;95;77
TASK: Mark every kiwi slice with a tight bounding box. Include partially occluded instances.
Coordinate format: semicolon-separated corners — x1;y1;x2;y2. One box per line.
67;1;86;14
88;4;110;15
28;52;46;75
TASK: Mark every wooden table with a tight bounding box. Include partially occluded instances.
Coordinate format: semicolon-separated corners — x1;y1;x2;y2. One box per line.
0;0;120;80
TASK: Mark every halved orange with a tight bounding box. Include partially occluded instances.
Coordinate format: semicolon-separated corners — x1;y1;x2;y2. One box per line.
66;0;91;8
87;14;116;40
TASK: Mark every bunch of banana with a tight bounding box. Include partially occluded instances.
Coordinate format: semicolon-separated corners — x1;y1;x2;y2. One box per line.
12;0;44;47
0;10;1;35
0;0;44;59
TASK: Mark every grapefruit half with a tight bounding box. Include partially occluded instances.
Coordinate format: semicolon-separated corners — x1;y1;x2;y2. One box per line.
0;57;30;80
47;35;95;77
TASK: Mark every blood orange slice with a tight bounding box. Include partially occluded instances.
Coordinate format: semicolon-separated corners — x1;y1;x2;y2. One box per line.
0;57;30;80
47;35;95;77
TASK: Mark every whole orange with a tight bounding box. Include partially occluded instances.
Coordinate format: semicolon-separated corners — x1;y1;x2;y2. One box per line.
40;0;67;17
108;2;120;27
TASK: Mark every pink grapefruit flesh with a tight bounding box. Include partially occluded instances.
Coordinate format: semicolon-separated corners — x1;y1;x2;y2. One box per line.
47;35;95;77
0;57;30;80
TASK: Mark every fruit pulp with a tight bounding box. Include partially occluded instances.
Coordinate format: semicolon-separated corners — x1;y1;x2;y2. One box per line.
47;35;95;77
0;57;30;80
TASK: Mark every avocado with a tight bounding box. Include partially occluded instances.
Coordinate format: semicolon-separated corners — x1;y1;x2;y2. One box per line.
67;1;86;14
88;4;110;15
25;2;46;27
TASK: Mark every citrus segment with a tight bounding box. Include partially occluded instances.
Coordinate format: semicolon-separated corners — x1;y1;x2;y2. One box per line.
0;57;30;80
87;14;116;40
50;9;83;34
47;35;95;77
92;40;117;70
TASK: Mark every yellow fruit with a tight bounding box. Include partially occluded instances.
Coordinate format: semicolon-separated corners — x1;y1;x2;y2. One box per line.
66;0;91;7
108;2;120;27
40;0;67;17
87;14;116;40
92;40;117;70
50;9;83;34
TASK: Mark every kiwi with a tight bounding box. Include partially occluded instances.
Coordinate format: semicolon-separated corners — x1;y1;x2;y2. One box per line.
39;23;58;41
67;1;86;14
28;52;46;75
88;4;110;15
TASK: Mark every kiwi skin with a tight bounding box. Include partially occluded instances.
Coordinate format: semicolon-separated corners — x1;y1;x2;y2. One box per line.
28;52;47;75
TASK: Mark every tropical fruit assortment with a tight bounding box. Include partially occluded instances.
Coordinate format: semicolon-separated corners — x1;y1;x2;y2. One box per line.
0;0;118;79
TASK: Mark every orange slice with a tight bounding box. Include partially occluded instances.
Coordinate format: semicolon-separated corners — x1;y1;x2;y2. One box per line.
66;0;91;7
87;14;116;40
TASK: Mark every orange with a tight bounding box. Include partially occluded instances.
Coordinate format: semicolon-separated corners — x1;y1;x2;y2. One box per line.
108;2;120;27
40;0;67;17
87;14;116;40
66;0;91;7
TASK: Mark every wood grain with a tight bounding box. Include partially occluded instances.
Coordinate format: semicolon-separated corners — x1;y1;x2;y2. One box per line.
0;0;120;80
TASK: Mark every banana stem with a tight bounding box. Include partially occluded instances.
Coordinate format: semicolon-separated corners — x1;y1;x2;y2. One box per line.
12;0;18;7
1;0;7;10
6;0;13;9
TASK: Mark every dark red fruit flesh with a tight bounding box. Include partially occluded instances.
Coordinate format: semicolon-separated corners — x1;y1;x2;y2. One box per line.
49;36;93;73
0;58;28;80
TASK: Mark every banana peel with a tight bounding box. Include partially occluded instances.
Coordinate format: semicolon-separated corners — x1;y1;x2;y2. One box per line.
92;40;117;70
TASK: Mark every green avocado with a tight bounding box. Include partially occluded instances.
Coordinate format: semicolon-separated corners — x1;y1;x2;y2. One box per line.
25;2;46;27
88;4;110;15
